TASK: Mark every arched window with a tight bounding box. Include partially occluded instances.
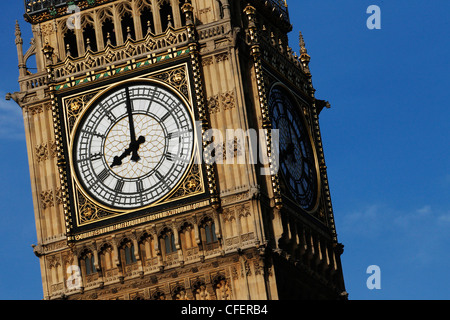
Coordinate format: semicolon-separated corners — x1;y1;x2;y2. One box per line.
205;223;217;244
201;218;218;244
83;23;97;52
64;29;78;58
120;240;137;265
121;12;136;40
165;233;176;253
139;233;156;265
160;0;174;32
140;6;155;35
85;254;96;275
80;251;97;276
179;223;196;251
102;18;117;46
160;228;177;254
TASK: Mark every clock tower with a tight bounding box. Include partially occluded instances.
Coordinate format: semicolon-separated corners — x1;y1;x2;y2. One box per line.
9;0;347;300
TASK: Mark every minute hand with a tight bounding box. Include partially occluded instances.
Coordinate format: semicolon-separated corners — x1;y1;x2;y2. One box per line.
125;88;140;162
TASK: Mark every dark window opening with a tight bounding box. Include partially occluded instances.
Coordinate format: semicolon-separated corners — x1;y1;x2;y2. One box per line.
140;7;155;35
164;233;177;254
84;255;97;275
124;244;137;265
102;18;117;46
64;29;78;57
83;24;97;52
121;13;136;41
205;222;218;244
160;2;174;31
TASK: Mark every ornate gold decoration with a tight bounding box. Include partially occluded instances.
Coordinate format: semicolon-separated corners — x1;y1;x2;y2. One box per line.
65;91;100;133
168;164;203;201
78;190;102;224
152;66;189;101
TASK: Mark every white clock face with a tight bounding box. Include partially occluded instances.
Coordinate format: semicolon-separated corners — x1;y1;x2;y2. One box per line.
73;82;195;209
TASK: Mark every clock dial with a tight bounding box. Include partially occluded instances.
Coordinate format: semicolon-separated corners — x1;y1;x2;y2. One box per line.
269;86;318;211
72;82;195;209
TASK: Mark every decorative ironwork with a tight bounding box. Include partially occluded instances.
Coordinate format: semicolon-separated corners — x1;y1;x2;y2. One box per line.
249;0;290;25
268;0;289;23
24;0;68;15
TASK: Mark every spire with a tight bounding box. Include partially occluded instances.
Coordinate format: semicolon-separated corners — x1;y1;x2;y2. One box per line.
15;20;26;77
299;31;311;73
15;20;23;46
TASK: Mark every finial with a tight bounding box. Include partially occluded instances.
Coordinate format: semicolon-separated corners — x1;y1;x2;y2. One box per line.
15;20;23;46
66;44;71;57
127;26;131;39
181;2;194;25
15;20;21;36
167;15;173;28
106;32;112;45
299;31;311;71
147;21;152;35
86;38;91;51
299;31;307;54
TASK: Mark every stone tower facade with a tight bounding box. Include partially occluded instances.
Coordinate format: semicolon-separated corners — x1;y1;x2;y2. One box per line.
9;0;347;300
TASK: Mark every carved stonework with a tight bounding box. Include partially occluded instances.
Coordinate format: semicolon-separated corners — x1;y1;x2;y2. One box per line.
207;91;235;114
49;140;58;158
27;104;44;115
17;0;346;301
215;52;229;63
207;95;220;114
41;190;54;209
35;143;48;162
221;91;235;110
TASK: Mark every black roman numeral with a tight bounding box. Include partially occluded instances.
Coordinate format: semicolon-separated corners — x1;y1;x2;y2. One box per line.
166;153;175;162
136;180;144;193
97;168;110;182
114;180;125;192
160;112;171;122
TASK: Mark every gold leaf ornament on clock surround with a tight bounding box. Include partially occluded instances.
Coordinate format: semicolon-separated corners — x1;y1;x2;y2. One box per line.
60;67;205;228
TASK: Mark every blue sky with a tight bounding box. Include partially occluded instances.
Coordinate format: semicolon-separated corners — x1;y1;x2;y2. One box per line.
0;1;449;300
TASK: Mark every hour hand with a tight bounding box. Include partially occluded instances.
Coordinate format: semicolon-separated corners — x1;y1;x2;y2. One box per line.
111;155;123;168
110;136;146;168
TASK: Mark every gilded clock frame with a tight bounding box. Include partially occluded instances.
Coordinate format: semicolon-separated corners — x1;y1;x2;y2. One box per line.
268;81;322;215
54;61;211;240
